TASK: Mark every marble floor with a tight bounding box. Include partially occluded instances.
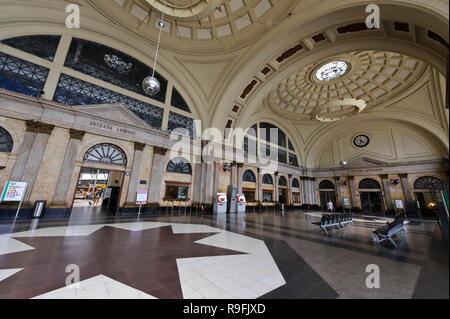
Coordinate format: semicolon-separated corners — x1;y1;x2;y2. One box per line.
0;210;448;299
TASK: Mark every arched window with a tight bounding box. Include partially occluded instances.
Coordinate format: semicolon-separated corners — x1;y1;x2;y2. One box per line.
359;178;381;189
242;170;256;183
0;126;13;153
319;180;335;189
414;176;447;191
166;157;192;175
83;144;127;166
262;174;273;185
279;176;287;186
292;178;300;188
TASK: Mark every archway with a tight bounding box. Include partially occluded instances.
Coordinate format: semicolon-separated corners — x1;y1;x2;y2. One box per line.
359;178;385;216
413;176;448;218
318;180;336;212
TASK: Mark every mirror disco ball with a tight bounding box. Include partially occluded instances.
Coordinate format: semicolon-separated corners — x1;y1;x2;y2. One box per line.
142;76;160;96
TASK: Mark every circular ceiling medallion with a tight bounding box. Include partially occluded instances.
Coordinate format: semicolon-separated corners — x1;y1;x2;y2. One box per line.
145;0;222;22
353;134;370;148
315;61;349;81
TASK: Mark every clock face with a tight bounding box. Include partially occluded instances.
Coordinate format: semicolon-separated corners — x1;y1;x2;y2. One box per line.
353;135;370;147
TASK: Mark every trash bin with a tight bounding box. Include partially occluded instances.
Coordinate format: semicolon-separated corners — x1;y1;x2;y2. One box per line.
32;200;46;218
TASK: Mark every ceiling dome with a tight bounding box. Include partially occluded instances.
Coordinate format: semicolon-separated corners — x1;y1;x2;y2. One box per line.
145;0;221;22
87;0;296;53
267;50;427;121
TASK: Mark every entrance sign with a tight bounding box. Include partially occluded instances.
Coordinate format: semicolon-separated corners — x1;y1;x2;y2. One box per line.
136;190;148;205
1;181;27;202
1;181;28;219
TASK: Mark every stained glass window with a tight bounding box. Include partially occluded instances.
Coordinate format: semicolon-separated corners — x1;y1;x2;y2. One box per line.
53;74;163;129
1;35;60;61
316;61;349;81
168;111;194;139
83;143;127;166
64;38;167;103
243;170;256;183
0;126;13;153
262;174;273;185
0;52;49;97
166;157;192;174
171;88;191;113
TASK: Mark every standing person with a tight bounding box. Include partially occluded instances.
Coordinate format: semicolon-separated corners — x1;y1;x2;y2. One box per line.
327;200;335;214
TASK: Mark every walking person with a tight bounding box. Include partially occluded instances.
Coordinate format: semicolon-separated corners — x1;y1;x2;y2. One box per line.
327;200;335;214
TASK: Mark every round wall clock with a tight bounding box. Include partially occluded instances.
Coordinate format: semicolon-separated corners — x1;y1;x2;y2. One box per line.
353;134;370;147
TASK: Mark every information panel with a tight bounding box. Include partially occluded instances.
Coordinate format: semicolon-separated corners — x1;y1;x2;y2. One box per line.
1;181;28;202
136;190;148;205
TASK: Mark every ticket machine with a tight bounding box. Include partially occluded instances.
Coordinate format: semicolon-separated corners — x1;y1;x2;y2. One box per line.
237;194;246;214
214;193;227;214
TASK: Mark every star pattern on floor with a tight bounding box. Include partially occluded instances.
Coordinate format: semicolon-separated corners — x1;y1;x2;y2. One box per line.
0;225;246;299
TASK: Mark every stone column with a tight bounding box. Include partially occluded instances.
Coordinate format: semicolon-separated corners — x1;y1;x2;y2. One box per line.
274;172;279;203
334;176;343;208
301;178;308;204
257;168;263;208
52;129;85;205
148;147;167;204
381;174;394;212
203;162;214;205
400;173;413;201
231;162;238;187
10;128;36;181
287;174;292;206
236;163;243;194
126;142;145;205
348;176;358;209
213;162;221;197
18;121;55;202
311;178;318;205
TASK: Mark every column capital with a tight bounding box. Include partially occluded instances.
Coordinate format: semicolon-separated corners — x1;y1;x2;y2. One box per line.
380;174;389;179
26;120;55;134
69;129;85;140
399;173;408;178
154;146;168;156
134;142;146;152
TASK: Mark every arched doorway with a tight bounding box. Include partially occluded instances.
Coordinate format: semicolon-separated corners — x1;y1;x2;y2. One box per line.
359;178;385;216
413;176;448;218
318;180;336;212
73;143;127;213
278;176;288;205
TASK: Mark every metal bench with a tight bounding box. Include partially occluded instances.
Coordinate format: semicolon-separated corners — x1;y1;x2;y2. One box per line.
372;216;408;247
317;213;353;234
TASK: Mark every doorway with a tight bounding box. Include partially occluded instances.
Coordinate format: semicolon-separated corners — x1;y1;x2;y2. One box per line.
73;167;124;213
279;188;288;204
319;191;336;212
360;192;385;216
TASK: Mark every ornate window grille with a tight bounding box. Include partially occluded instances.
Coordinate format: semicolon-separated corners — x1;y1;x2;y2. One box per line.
166;157;192;175
53;74;164;129
358;178;381;189
292;178;300;188
171;88;191;113
279;176;287;186
168;112;194;139
414;176;448;191
0;126;13;153
0;52;49;97
1;35;61;61
262;174;273;185
242;170;256;183
83;144;127;166
64;38;168;103
319;180;335;189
